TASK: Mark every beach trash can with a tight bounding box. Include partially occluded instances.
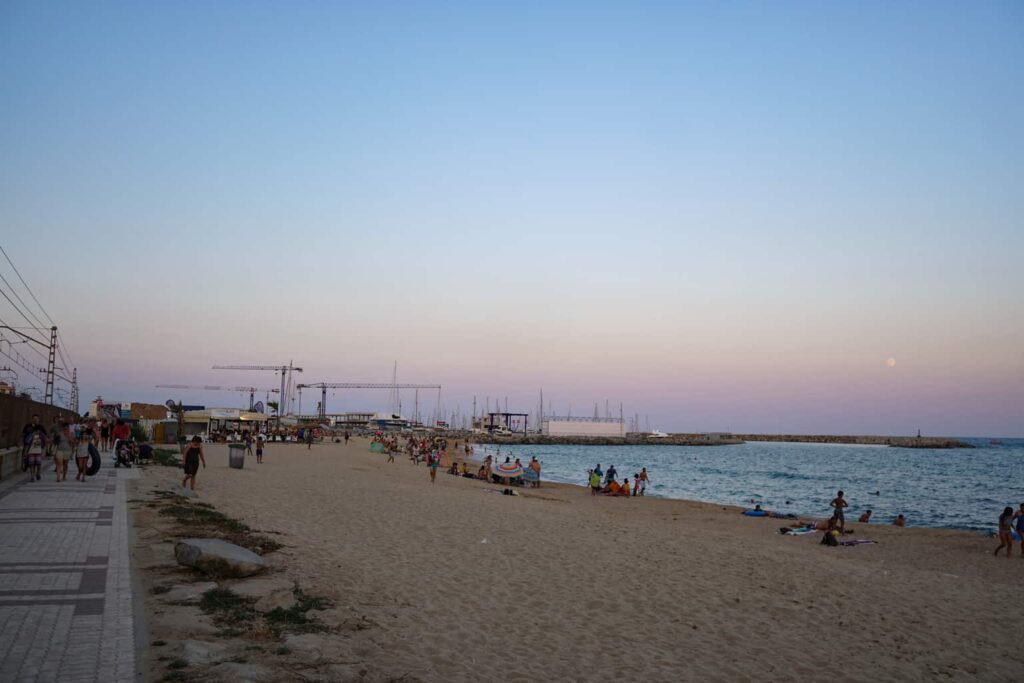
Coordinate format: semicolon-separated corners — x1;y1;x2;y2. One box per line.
228;443;246;469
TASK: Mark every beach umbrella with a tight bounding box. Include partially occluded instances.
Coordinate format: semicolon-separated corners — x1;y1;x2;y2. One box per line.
492;461;524;479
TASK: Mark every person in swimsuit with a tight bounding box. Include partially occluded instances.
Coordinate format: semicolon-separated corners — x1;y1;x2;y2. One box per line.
75;422;94;481
53;423;74;483
529;457;541;488
256;434;265;464
858;510;872;523
244;432;253;456
995;507;1014;557
639;468;650;496
1014;503;1024;556
589;470;600;495
893;514;906;527
829;490;848;533
428;451;439;483
181;436;206;490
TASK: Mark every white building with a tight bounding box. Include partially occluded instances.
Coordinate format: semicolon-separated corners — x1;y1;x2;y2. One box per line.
541;417;625;438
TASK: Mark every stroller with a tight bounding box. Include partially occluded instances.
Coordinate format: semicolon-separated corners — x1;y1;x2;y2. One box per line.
112;439;135;468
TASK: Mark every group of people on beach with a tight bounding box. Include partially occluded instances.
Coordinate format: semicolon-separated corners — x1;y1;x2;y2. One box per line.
586;463;651;497
20;413;132;483
995;504;1024;558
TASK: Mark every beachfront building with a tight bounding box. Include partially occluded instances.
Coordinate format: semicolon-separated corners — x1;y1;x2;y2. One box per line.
541;416;625;438
181;407;271;438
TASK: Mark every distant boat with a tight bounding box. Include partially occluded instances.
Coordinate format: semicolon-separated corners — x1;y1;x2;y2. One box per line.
990;439;1003;446
649;430;669;438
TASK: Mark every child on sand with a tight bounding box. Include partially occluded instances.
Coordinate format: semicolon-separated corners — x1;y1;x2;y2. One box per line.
633;474;641;496
893;514;906;527
858;510;872;523
428;452;438;483
830;490;848;533
995;507;1014;557
256;435;265;464
181;436;206;490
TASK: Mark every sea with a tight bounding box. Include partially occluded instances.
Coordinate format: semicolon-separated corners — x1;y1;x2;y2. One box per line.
479;438;1024;533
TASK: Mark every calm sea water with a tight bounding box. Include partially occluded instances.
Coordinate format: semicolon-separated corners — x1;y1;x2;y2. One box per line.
481;438;1024;532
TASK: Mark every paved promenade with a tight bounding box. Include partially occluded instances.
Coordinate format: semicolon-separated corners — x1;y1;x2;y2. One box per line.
0;463;139;682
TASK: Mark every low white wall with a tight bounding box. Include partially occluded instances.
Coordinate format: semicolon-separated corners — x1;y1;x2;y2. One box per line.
542;421;624;438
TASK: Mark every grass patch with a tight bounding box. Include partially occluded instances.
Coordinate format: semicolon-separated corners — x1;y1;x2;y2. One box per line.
199;587;259;626
153;499;283;555
264;586;333;635
153;448;181;467
159;504;251;533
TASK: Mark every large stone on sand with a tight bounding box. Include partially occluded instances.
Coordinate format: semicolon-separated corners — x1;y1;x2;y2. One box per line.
174;538;266;578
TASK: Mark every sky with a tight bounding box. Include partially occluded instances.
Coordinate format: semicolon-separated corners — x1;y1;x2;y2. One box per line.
1;1;1021;436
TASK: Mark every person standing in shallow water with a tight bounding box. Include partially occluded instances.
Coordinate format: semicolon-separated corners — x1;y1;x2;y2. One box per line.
181;436;206;490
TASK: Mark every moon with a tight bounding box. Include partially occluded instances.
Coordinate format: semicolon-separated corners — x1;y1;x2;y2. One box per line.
886;358;896;367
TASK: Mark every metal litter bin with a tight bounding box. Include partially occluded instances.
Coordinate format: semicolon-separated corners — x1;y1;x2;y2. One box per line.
228;443;246;469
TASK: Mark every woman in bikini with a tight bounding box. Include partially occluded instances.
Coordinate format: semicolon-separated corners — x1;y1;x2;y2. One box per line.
995;507;1014;558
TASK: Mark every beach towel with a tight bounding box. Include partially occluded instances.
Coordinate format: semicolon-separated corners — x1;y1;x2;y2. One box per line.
839;539;878;546
781;527;817;536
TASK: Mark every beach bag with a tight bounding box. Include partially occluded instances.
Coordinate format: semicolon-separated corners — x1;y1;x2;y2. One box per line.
820;531;839;546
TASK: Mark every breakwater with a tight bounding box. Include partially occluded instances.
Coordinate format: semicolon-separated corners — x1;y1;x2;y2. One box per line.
730;434;973;449
473;433;972;449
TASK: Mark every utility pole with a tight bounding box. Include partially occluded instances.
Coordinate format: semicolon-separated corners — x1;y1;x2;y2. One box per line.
70;368;79;413
44;326;57;405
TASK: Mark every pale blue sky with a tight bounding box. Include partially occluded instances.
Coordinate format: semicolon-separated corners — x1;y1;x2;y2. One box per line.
2;1;1021;435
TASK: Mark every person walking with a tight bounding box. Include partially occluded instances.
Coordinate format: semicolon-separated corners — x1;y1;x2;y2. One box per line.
181;436;206;490
75;421;94;481
53;422;74;482
428;451;439;483
995;507;1014;558
22;414;46;482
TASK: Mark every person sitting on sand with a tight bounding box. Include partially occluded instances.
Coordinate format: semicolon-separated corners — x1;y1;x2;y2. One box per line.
477;465;487;479
858;510;872;523
601;480;622;496
893;514;906;527
995;507;1014;557
619;478;632;496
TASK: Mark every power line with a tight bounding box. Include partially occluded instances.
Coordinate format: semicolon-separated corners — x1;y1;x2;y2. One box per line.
0;270;48;331
0;284;49;347
0;245;55;326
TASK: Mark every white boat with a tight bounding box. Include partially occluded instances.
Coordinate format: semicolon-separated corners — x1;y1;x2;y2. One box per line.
649;430;669;438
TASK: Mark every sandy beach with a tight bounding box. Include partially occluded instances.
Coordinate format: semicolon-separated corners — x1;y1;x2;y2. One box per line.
131;438;1023;682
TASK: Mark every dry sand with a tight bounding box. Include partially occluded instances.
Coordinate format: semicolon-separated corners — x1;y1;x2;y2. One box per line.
134;438;1023;682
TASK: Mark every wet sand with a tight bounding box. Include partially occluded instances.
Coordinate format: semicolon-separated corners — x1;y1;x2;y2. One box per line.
137;437;1023;681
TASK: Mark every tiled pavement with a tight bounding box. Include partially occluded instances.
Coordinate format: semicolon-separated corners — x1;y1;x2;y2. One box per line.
0;462;140;682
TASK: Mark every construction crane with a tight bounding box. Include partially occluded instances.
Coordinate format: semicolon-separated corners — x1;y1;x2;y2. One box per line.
212;362;303;416
296;382;441;421
155;384;280;411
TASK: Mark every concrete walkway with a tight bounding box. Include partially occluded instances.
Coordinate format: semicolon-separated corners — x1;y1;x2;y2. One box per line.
0;462;140;682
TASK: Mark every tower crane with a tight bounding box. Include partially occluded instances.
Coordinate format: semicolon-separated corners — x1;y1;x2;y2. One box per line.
155;384;280;411
212;362;303;416
296;382;441;421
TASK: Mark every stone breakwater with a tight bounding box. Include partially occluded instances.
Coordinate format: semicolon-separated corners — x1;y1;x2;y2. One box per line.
726;434;973;449
477;434;741;447
473;433;972;448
